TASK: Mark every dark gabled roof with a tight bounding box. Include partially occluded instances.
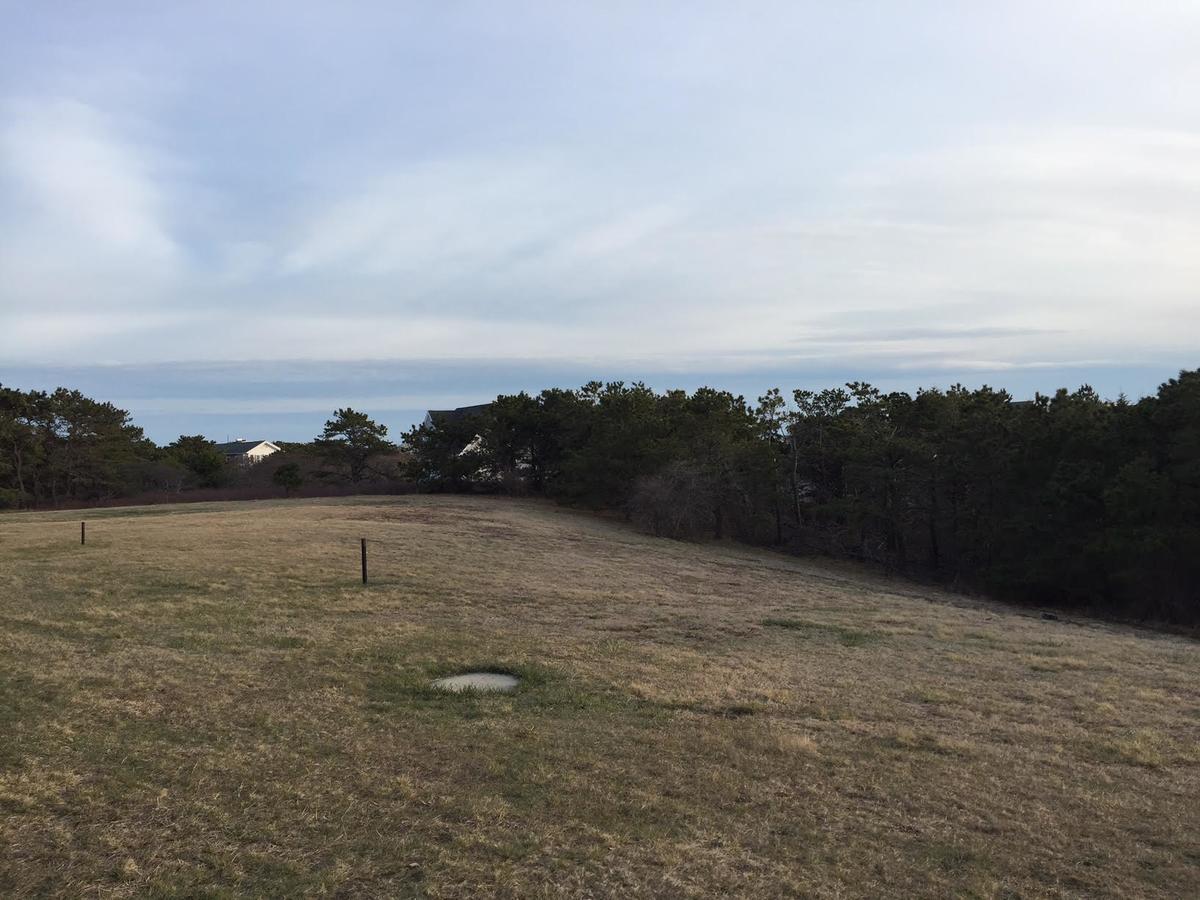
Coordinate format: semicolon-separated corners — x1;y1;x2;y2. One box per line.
425;403;492;425
215;440;273;454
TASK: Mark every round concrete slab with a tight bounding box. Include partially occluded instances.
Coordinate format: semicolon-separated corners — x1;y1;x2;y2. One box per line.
432;672;520;693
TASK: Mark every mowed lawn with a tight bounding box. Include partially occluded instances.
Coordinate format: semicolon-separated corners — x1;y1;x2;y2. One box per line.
1;497;1197;898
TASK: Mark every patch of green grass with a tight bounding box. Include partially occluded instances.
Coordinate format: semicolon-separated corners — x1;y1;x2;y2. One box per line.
0;668;66;769
264;635;310;650
882;726;974;757
796;702;847;721
962;630;1004;648
762;617;883;647
1027;655;1090;673
923;839;991;873
1079;730;1175;768
661;699;759;718
364;654;637;721
163;631;238;653
141;855;339;900
0;615;115;651
74;717;216;784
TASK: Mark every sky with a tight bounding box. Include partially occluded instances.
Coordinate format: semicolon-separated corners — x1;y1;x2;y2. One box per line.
1;2;1198;443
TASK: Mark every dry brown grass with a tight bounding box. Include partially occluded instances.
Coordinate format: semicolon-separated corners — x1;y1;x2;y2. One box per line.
1;495;1197;898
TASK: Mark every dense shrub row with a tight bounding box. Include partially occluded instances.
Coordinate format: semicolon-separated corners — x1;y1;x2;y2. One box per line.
404;373;1200;625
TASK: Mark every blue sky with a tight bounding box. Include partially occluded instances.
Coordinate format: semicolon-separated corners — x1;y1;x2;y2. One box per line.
2;2;1197;443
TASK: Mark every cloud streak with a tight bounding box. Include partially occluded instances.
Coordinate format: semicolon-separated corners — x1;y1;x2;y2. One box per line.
0;2;1196;399
2;99;176;257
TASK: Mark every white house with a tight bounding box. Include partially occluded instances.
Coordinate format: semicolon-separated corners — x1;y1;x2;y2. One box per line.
215;439;281;466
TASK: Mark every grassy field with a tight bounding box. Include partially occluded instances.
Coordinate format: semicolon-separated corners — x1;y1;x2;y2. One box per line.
1;496;1197;898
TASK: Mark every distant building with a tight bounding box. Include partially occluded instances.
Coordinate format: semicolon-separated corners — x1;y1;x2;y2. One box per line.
420;404;492;461
215;439;281;466
422;403;492;429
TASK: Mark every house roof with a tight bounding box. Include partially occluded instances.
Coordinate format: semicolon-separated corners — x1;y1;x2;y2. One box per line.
424;403;492;425
215;440;278;455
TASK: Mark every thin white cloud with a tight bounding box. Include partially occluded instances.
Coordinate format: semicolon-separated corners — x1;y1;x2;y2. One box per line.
280;158;574;278
0;97;183;321
0;5;1197;380
0;311;196;358
1;98;177;259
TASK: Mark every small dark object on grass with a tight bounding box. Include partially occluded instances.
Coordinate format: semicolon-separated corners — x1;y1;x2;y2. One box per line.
1041;612;1059;621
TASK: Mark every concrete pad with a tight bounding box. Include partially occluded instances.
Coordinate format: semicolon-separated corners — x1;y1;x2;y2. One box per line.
432;672;520;693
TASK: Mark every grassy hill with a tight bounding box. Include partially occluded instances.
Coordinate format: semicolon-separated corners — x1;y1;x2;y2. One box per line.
1;497;1197;897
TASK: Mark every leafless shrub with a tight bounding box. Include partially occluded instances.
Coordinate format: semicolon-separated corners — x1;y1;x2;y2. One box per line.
629;462;716;540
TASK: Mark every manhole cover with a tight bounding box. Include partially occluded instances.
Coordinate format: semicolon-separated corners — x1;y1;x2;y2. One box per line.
431;672;520;693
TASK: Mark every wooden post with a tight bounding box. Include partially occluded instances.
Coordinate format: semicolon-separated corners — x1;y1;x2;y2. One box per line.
361;538;367;584
81;521;86;545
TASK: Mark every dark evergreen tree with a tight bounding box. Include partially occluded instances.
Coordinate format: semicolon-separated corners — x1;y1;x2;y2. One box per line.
166;435;229;488
403;371;1200;624
316;408;394;482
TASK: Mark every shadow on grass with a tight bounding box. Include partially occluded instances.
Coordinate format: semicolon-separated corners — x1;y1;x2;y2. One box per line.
762;617;883;647
0;668;67;771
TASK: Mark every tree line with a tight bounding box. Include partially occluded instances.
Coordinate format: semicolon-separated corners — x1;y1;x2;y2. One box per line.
404;372;1200;625
0;388;399;508
4;374;1196;624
